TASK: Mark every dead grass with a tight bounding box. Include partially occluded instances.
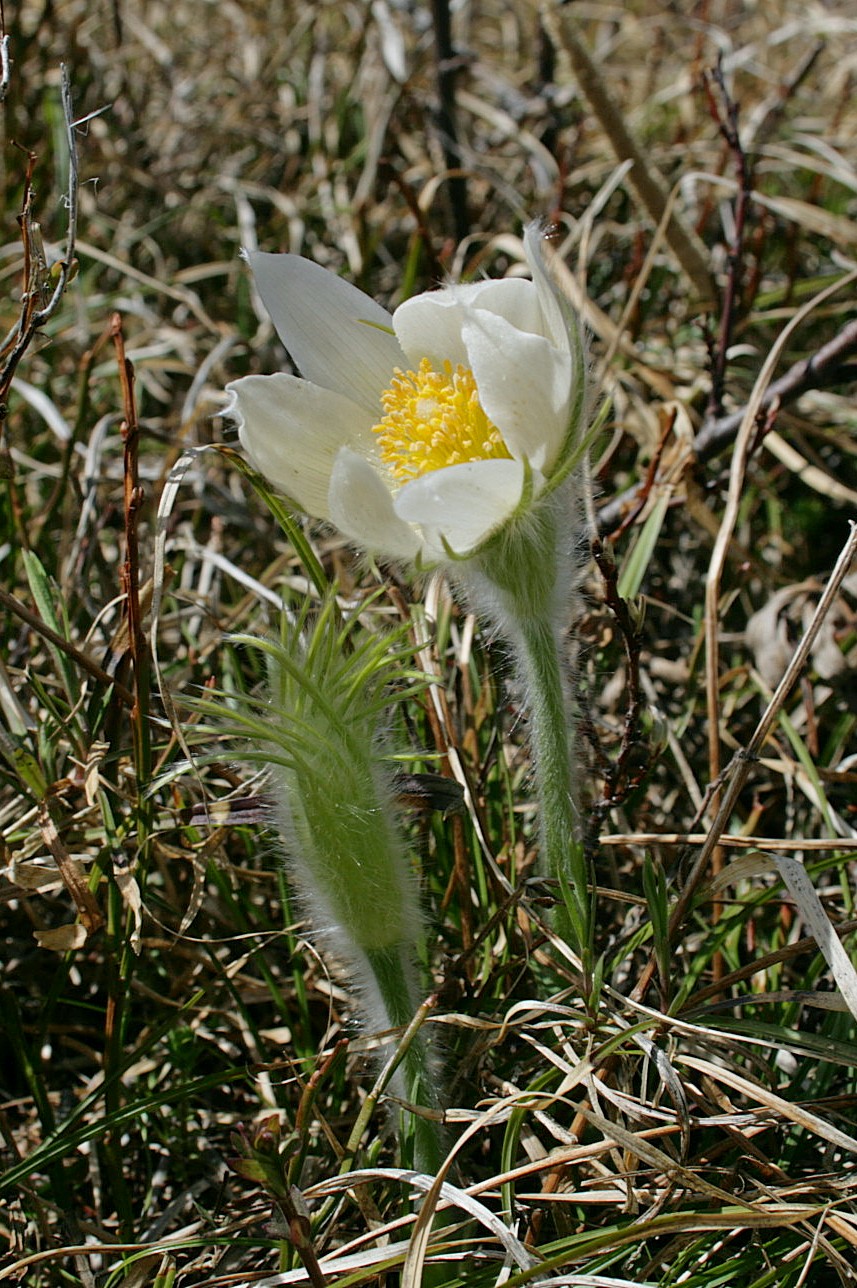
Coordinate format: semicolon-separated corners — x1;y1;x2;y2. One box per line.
2;1;857;1284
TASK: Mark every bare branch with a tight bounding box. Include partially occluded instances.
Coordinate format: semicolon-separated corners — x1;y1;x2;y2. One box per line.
702;59;753;423
29;63;79;327
597;309;857;536
693;314;857;458
0;64;79;404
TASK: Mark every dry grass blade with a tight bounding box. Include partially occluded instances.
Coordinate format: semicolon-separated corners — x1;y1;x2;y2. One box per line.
680;1055;857;1157
772;853;857;1023
703;271;857;765
655;519;857;976
701;268;857;982
542;6;715;303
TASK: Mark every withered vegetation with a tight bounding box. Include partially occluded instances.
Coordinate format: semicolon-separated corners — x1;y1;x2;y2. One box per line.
2;1;857;1283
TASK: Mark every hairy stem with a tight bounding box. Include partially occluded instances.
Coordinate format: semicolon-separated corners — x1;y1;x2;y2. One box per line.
515;612;593;976
471;493;592;977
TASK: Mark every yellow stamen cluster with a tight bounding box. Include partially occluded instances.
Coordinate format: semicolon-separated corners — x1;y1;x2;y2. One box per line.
372;358;512;482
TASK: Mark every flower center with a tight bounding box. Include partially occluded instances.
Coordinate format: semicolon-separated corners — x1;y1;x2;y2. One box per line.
372;358;512;482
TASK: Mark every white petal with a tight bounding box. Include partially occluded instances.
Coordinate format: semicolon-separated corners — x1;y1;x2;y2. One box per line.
461;311;571;472
247;252;405;412
457;277;544;335
393;278;543;369
226;373;373;518
328;448;422;560
393;459;529;557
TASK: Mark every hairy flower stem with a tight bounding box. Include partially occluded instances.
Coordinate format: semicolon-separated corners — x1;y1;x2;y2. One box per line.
471;493;593;980
366;945;444;1177
515;613;593;979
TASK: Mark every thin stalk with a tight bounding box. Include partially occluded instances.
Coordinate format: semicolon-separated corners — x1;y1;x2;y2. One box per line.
516;612;593;980
471;493;591;976
103;861;135;1237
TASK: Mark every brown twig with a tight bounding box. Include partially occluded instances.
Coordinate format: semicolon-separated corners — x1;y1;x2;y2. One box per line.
693;314;857;459
700;278;856;939
588;538;645;821
378;160;448;282
604;412;675;544
36;319;115;545
702;59;753;423
599;833;857;852
0;65;78;409
698;61;757;983
0;585;134;706
596;312;857;537
627;271;857;1007
685;917;857;1013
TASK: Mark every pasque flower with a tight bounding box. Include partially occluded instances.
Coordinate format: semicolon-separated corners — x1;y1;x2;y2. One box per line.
228;227;596;977
226;226;588;565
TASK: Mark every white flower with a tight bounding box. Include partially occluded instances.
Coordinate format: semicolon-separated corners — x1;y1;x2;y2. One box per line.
226;226;586;563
